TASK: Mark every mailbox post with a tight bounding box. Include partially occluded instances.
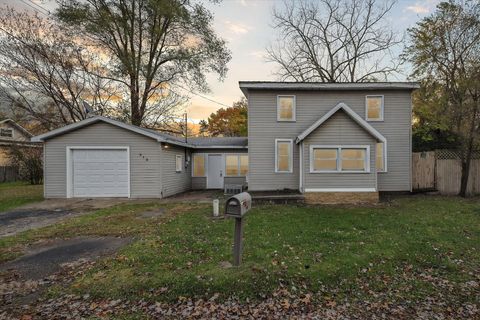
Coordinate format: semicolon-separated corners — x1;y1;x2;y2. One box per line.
224;192;252;266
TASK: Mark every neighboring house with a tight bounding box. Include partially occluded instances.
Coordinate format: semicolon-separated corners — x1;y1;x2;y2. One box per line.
32;81;418;203
31;117;248;198
239;82;419;203
0;119;34;166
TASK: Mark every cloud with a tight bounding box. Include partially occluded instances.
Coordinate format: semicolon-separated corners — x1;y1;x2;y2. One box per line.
405;5;430;14
224;21;252;35
249;50;266;60
405;0;440;14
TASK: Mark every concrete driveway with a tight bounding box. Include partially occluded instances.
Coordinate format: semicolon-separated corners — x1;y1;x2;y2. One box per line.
0;198;143;238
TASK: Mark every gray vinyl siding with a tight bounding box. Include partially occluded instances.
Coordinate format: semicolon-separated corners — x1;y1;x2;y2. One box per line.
192;177;206;190
248;90;412;191
43;122;162;198
161;145;192;197
303;111;376;190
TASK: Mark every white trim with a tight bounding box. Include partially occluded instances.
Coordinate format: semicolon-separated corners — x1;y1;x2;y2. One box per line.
175;154;183;172
309;145;370;173
192;145;248;149
365;95;384;122
66;146;131;198
296;102;387;144
277;95;296;122
304;188;376;192
275;139;293;173
299;141;304;193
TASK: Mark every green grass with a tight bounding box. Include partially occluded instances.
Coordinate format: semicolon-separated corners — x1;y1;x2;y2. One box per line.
1;195;479;304
0;181;43;212
70;196;480;302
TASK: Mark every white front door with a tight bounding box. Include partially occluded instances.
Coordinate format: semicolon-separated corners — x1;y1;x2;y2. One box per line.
72;149;129;197
207;154;223;189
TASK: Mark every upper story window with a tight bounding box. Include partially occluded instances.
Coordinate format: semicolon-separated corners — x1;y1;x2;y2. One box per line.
275;139;293;173
192;154;205;177
310;145;370;173
0;128;13;138
175;155;183;172
277;95;296;121
365;95;384;121
225;154;249;176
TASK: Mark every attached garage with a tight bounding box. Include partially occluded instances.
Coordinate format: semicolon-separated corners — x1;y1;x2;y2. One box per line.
31;116;248;199
68;148;130;198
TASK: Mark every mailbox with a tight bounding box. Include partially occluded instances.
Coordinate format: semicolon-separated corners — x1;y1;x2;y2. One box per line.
225;192;252;217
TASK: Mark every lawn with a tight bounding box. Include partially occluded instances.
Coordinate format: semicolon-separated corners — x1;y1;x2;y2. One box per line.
0;181;43;212
1;195;479;314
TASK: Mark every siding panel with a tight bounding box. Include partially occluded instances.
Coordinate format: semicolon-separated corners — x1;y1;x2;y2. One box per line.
161;145;192;197
248;90;412;191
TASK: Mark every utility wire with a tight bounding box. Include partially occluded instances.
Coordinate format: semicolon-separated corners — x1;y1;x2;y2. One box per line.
169;83;231;109
18;0;49;16
24;0;51;14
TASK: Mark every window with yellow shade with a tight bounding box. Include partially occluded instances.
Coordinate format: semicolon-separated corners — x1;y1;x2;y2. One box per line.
276;139;292;173
310;146;370;173
225;155;249;176
366;96;384;121
376;142;385;172
277;96;296;121
192;154;205;177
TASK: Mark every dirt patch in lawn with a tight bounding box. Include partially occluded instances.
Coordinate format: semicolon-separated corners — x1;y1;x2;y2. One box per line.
0;236;131;310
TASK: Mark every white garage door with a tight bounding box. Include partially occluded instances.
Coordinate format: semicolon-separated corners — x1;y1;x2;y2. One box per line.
72;149;129;197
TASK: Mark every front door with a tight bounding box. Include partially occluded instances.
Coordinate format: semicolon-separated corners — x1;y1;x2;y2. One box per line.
207;154;223;189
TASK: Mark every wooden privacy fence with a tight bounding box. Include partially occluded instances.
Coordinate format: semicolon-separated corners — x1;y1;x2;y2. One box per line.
0;166;19;183
412;150;480;195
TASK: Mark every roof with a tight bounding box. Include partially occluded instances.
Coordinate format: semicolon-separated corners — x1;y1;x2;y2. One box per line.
239;81;420;96
188;137;248;149
31;116;248;149
0;119;33;138
295;102;386;144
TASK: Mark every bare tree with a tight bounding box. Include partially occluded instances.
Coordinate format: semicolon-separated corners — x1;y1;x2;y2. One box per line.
267;0;402;82
56;0;231;126
0;8;118;131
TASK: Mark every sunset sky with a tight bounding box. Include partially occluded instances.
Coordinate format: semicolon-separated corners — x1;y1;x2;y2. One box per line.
2;0;441;122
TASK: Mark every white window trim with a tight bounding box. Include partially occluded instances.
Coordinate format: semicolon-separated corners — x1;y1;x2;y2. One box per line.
310;145;370;173
175;154;183;173
376;141;388;173
65;146;131;199
275;139;293;173
0;128;14;138
365;95;384;122
225;154;248;177
192;154;207;177
277;95;296;122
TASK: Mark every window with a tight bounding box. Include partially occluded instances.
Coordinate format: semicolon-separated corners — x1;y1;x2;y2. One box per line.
366;95;384;121
312;148;338;171
175;155;183;172
310;145;370;173
376;142;386;172
275;139;293;173
0;128;13;138
225;154;249;176
341;148;366;171
192;154;205;177
277;95;296;121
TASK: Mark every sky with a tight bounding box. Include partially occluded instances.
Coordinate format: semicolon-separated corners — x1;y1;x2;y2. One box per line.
1;0;441;122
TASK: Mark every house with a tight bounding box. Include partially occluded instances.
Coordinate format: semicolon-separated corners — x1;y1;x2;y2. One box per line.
32;81;418;203
0;119;34;166
239;82;419;203
31;116;248;198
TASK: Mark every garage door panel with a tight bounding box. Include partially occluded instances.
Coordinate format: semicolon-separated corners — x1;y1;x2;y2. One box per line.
72;149;129;197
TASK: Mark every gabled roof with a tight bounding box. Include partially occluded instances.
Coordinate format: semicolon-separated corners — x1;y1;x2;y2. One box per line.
239;81;420;96
295;102;386;144
0;119;33;138
31;116;194;147
31;116;249;149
